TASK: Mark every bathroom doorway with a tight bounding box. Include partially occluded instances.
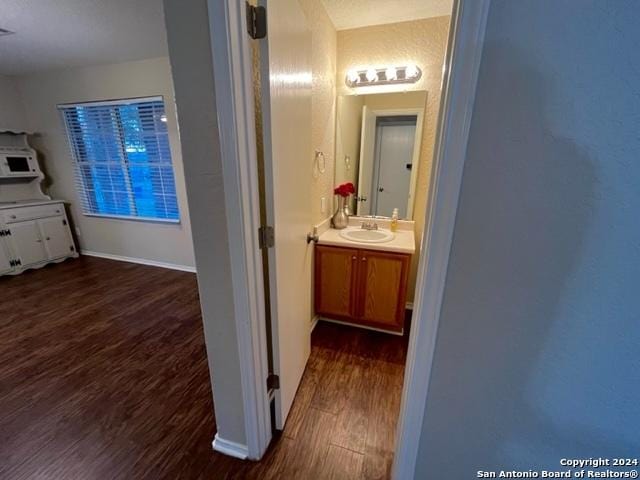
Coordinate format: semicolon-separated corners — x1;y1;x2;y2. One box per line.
251;0;454;476
203;0;492;476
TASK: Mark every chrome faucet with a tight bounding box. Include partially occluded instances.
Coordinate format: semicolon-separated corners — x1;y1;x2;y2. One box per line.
361;221;379;231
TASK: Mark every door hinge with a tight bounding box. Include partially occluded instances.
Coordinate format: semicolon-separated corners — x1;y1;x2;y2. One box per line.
258;225;274;249
62;219;67;226
0;229;10;237
267;373;280;390
246;3;267;39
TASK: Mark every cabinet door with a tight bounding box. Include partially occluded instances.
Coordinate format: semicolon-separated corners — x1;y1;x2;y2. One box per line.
9;220;48;266
357;250;410;330
315;245;359;319
0;237;13;274
38;216;73;260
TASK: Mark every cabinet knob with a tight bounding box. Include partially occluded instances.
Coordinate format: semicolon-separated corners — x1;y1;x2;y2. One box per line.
36;239;42;243
46;237;50;241
10;215;16;219
361;257;367;261
351;256;356;260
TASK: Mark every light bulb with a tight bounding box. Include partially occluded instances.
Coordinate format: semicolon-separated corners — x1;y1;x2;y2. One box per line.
385;66;397;81
366;68;377;82
347;69;359;83
405;64;419;78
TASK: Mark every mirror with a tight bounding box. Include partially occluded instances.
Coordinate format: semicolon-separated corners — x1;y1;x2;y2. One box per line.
334;91;427;219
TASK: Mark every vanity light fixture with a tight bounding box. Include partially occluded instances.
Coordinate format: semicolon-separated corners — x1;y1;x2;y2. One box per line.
345;64;422;88
385;66;397;81
365;68;378;82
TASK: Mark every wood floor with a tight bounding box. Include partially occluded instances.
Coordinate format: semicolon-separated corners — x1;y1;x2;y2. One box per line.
0;256;408;479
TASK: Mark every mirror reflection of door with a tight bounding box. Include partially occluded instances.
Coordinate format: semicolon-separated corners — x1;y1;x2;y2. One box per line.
334;91;426;220
371;116;417;218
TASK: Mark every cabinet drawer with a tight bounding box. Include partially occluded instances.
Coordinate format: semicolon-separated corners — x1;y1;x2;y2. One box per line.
3;204;65;223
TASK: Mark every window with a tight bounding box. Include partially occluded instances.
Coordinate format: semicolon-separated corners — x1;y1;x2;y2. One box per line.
59;96;179;222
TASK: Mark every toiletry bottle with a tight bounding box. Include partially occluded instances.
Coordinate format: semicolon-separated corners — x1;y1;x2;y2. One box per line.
390;208;399;232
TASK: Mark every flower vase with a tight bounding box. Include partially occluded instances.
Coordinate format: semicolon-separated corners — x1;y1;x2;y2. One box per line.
331;196;349;229
343;195;352;216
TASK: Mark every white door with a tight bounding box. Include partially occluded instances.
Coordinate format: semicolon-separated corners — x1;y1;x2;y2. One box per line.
260;0;312;428
0;237;13;274
357;106;376;215
9;220;47;266
373;120;417;218
39;216;73;260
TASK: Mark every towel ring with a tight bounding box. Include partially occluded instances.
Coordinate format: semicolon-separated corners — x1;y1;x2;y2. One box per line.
314;150;326;177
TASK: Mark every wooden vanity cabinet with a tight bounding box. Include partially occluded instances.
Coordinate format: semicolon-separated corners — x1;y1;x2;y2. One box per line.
314;244;411;333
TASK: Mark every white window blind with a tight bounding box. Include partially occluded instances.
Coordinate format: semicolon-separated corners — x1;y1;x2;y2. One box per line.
59;96;180;222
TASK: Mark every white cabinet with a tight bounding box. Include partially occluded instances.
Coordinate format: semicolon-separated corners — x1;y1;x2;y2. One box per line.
0;201;78;276
0;235;13;274
9;220;48;266
39;216;74;260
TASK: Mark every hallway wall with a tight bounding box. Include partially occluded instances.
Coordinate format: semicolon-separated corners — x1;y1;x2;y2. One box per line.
415;0;640;477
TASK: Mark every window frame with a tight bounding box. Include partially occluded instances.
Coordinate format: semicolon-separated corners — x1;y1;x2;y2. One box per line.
58;95;181;224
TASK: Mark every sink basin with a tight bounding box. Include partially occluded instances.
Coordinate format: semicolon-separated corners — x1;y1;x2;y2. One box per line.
339;228;395;243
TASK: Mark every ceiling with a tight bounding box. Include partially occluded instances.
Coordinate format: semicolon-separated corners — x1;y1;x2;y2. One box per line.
320;0;453;30
0;0;168;76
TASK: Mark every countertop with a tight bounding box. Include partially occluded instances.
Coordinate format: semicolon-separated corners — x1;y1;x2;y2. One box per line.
316;216;416;255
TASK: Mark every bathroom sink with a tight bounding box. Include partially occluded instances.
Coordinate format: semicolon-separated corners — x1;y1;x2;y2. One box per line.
339;228;395;243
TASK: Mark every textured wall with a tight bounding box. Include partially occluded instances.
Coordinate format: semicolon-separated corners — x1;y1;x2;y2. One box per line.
337;17;451;299
415;1;640;477
298;0;337;225
16;57;195;268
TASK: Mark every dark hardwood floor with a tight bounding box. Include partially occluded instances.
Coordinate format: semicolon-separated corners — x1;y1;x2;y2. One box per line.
0;256;408;479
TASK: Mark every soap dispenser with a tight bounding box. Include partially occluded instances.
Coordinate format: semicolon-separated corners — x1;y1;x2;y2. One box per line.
390;208;399;232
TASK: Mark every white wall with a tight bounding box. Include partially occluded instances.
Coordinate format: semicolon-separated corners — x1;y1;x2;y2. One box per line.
163;0;248;447
16;57;195;268
0;75;27;130
415;0;640;477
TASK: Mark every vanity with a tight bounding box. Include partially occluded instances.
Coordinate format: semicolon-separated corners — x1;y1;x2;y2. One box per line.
314;217;415;334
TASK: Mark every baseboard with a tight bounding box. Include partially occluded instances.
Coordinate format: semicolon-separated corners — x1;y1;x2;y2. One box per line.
310;315;319;332
212;433;249;460
80;250;196;273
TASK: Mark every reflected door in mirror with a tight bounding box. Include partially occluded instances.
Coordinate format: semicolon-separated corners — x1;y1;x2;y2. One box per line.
371;116;416;218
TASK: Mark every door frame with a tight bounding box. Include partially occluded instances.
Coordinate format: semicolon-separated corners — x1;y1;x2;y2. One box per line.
207;0;491;468
392;0;490;477
359;107;424;219
206;0;272;460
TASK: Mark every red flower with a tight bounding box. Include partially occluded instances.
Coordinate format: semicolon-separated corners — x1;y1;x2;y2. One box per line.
334;182;355;197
